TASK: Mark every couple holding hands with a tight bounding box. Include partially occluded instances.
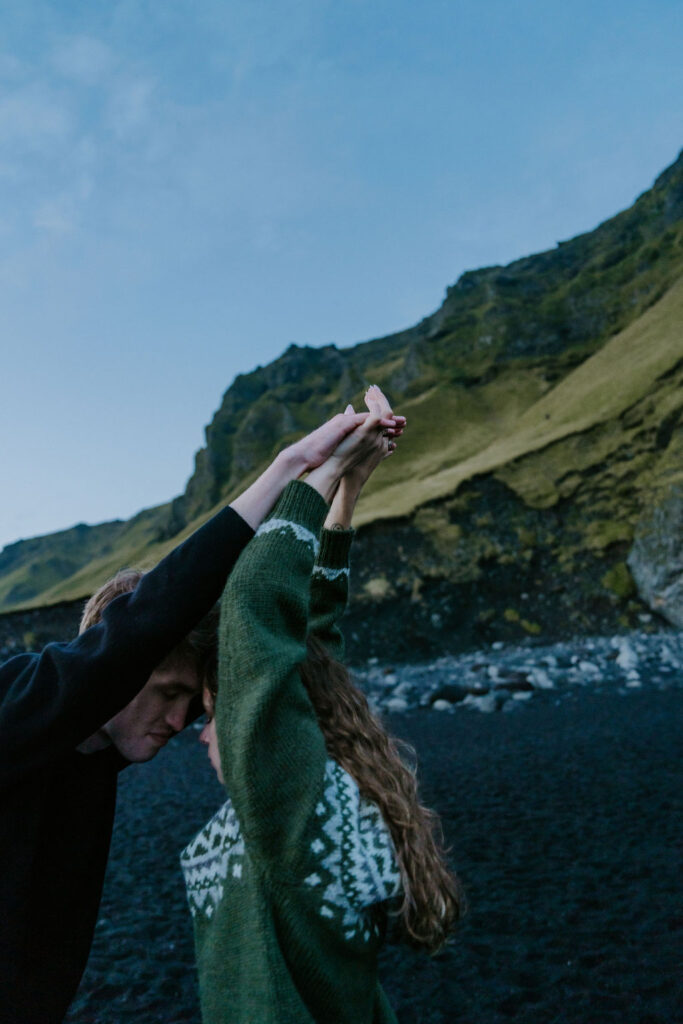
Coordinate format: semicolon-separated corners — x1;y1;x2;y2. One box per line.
0;386;461;1024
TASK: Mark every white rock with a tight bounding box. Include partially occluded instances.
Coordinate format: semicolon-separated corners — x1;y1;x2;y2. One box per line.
393;681;413;698
487;665;500;681
615;640;638;672
491;641;504;651
463;693;497;713
381;673;398;687
529;668;554;689
578;660;600;675
432;700;452;711
625;679;642;689
385;697;409;713
660;645;681;669
512;691;533;701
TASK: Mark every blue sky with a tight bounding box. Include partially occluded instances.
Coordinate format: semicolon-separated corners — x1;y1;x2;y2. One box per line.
1;0;681;550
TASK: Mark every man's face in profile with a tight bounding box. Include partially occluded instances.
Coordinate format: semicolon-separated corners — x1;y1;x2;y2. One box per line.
102;655;201;762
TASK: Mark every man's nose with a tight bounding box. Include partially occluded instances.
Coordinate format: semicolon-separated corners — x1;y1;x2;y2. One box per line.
166;702;189;734
198;723;209;746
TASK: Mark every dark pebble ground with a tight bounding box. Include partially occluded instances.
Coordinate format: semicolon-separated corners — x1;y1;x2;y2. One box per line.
66;685;682;1024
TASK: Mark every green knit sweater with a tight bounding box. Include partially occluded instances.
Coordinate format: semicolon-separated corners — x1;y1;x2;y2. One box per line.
181;481;401;1024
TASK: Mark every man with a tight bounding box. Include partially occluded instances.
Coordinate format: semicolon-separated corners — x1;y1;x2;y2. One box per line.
76;567;217;763
0;406;404;1024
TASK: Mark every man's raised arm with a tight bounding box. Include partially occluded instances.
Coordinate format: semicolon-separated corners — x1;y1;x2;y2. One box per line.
0;409;402;785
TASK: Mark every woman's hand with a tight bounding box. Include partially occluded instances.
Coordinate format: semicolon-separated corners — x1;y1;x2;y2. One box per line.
286;408;396;473
340;386;402;489
364;384;406;439
230;392;404;529
308;386;405;507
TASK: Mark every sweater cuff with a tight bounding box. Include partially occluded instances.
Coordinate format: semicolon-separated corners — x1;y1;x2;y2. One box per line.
265;479;328;537
318;527;353;569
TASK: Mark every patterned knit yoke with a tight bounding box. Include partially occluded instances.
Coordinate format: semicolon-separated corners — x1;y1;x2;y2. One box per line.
181;481;402;1024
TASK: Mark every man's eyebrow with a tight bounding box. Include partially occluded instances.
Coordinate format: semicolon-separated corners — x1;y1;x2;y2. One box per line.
161;680;200;695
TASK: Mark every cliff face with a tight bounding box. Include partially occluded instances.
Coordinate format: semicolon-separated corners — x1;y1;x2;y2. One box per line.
1;149;682;651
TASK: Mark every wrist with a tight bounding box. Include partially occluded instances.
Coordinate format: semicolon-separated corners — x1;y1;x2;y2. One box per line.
276;444;309;480
338;474;364;500
305;462;341;505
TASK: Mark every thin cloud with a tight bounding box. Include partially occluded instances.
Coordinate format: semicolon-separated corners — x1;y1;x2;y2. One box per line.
0;84;73;151
50;34;115;84
105;77;156;140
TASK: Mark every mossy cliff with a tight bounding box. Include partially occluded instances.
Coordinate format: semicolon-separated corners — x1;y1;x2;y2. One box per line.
1;149;682;655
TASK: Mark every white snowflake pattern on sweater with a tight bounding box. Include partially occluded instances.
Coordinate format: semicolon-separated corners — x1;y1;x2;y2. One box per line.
181;758;401;943
180;800;245;919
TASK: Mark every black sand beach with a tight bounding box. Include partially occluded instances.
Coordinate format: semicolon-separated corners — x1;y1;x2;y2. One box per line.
66;684;682;1024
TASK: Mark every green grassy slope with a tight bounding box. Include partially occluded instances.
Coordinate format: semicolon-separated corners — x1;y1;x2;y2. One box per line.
1;149;682;641
356;274;683;523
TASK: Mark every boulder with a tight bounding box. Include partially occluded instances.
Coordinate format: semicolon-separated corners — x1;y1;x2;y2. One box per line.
628;483;683;628
463;693;498;713
432;699;453;711
527;667;554;689
385;697;409;713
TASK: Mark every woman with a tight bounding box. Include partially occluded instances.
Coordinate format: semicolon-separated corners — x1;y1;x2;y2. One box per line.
181;388;463;1023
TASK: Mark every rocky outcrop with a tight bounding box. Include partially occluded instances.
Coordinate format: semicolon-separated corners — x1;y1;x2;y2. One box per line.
629;482;683;627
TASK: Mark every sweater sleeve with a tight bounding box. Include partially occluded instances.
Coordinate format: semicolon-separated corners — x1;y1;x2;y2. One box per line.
215;480;330;866
0;505;254;789
307;528;353;661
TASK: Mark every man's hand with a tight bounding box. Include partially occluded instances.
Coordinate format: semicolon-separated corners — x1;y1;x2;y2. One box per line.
287;410;396;473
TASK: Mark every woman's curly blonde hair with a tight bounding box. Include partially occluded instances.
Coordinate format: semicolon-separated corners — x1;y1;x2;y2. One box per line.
298;635;465;954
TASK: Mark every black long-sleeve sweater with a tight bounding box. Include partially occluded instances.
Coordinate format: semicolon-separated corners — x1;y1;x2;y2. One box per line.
0;504;253;1024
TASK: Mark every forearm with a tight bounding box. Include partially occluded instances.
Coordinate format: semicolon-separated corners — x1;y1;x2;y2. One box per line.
229;406;392;528
324;477;362;530
229;448;308;530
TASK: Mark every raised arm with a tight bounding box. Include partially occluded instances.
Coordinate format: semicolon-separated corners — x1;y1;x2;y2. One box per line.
0;503;253;787
215;408;395;862
0;407;401;787
229;408;398;529
308;385;403;659
215;480;331;864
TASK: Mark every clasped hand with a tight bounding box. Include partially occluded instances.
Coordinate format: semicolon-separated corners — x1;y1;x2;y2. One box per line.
306;385;406;505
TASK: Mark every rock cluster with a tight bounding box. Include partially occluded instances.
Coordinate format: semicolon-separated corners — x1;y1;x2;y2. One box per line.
353;629;683;715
